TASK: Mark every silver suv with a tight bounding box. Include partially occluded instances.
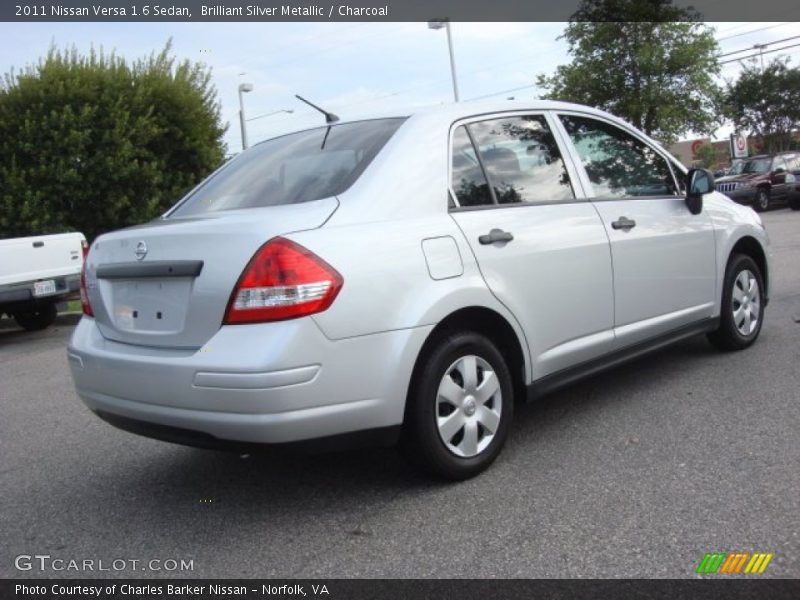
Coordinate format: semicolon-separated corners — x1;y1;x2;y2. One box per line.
68;101;770;479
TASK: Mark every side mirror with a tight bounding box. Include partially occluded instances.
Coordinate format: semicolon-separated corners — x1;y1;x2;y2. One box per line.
773;167;785;175
685;168;714;215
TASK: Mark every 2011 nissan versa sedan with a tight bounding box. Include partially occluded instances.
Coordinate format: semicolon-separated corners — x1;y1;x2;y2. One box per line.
68;100;771;479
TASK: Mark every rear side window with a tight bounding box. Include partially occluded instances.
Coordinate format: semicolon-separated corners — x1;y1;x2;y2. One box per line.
559;115;679;198
170;118;406;217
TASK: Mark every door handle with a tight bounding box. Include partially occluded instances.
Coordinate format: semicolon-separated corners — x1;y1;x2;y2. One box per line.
478;228;514;245
611;217;637;231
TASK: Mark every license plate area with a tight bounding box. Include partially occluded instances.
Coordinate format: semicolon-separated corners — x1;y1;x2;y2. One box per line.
109;279;192;333
33;279;57;297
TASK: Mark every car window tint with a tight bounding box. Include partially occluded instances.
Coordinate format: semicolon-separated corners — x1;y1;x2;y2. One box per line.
559;115;679;198
451;125;493;207
467;116;575;204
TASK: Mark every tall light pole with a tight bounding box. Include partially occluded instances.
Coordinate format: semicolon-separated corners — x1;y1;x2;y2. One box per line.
238;82;253;150
428;19;459;102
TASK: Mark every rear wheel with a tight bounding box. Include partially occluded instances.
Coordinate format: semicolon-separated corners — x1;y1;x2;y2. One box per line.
13;302;58;331
789;195;800;211
754;188;770;212
707;254;764;351
400;331;514;480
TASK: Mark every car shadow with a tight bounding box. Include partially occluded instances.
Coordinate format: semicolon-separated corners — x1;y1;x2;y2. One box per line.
64;335;719;514
0;312;81;344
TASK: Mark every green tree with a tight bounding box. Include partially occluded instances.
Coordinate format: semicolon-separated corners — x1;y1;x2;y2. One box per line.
694;143;717;169
536;0;722;145
725;58;800;154
0;42;226;241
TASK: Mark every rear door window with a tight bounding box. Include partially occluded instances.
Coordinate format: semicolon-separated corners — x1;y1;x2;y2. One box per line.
170;118;406;217
450;115;575;207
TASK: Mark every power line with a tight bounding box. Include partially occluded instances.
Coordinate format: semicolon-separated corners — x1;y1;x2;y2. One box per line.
466;84;537;102
716;22;793;42
719;41;800;65
718;35;800;58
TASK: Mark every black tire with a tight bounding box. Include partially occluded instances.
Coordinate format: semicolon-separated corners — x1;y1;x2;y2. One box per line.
13;303;58;331
789;195;800;211
753;188;770;212
707;254;765;351
400;331;514;480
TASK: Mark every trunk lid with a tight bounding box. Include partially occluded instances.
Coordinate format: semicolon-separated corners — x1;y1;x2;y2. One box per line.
85;198;338;348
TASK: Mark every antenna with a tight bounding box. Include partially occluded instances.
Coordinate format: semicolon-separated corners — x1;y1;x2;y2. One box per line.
295;94;339;124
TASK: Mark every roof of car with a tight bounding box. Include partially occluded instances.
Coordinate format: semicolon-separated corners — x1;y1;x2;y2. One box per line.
352;99;608;123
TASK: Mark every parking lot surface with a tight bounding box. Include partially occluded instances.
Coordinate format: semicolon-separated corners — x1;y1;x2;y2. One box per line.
2;209;799;579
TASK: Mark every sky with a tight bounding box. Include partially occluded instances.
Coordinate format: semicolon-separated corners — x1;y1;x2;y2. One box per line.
1;20;799;152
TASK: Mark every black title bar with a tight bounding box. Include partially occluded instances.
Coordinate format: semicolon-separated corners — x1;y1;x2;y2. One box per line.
3;0;800;22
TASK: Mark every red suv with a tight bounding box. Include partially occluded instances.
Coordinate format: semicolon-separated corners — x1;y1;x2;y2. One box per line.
715;152;800;211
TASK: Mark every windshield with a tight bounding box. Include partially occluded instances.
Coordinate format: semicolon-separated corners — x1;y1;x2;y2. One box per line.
742;158;771;174
169;118;406;217
728;161;745;175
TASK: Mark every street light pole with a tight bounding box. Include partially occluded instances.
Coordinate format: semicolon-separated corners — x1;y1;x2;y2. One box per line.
238;82;253;150
428;19;459;102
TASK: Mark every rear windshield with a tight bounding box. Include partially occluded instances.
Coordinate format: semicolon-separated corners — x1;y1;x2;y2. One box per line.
169;118;406;217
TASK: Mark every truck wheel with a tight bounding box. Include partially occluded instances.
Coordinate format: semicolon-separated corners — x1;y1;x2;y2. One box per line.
789;195;800;211
14;303;58;331
400;331;514;480
754;188;770;212
707;254;764;351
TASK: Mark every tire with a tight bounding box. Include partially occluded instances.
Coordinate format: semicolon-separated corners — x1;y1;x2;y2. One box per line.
707;254;765;351
753;188;770;212
13;303;58;331
400;331;514;480
789;195;800;211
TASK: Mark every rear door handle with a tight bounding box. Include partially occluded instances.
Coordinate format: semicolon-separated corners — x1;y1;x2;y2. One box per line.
611;217;636;231
478;228;514;245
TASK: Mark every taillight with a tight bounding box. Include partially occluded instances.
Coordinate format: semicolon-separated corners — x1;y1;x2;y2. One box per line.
79;239;93;316
224;237;343;324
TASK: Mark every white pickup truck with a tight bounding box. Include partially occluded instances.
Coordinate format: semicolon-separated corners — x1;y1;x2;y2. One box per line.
0;232;87;331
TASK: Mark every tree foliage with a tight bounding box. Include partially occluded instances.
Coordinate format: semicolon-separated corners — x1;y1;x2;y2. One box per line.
0;42;226;241
724;58;800;154
694;143;718;169
536;0;722;145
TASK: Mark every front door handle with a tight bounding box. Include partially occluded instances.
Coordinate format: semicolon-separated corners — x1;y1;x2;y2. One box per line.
478;228;514;245
611;217;637;231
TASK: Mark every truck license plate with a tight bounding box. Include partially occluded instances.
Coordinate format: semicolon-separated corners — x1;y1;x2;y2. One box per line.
33;280;57;297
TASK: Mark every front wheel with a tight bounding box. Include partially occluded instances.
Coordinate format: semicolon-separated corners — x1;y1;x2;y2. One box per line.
13;302;58;331
789;195;800;211
400;331;514;480
707;254;765;351
754;188;770;212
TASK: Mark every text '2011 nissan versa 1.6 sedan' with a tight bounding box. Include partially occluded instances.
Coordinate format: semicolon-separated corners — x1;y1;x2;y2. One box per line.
68;101;771;479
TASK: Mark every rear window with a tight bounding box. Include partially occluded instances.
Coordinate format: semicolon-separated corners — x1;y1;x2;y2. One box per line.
169;118;406;217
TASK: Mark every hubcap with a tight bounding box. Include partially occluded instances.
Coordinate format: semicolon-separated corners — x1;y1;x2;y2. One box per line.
732;269;760;336
758;191;769;210
435;355;502;458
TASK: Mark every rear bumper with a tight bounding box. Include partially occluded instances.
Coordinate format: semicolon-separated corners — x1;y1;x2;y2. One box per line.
68;316;432;446
0;273;79;307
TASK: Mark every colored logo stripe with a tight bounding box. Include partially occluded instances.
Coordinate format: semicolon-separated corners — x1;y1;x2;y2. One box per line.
697;553;726;574
697;552;773;574
744;553;773;574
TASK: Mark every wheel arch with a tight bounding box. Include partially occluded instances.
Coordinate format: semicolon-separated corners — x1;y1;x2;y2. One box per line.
730;235;769;300
407;306;529;412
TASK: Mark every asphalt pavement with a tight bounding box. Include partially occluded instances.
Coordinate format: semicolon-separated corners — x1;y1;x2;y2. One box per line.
1;208;799;579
